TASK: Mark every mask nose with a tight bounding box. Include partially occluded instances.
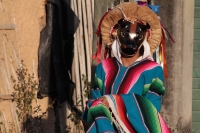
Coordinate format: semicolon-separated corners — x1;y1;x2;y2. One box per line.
129;33;137;39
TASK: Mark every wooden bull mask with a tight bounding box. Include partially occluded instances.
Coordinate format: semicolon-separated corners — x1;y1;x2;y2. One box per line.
117;19;150;56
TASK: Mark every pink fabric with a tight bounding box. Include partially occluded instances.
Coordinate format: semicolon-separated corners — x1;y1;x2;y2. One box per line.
117;60;159;94
91;100;103;106
158;114;171;133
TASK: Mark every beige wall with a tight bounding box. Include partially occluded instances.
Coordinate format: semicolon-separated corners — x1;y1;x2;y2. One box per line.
182;0;194;130
0;0;45;93
0;0;55;132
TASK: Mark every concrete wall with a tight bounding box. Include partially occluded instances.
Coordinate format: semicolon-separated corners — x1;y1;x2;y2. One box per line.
182;0;194;131
130;0;194;131
150;0;194;132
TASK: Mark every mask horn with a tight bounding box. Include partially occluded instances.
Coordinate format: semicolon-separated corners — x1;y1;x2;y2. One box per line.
140;23;150;31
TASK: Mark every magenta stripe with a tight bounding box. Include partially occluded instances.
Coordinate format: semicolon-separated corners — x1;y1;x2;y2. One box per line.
118;60;159;94
103;131;115;133
158;114;171;133
116;66;130;94
111;62;121;94
95;116;109;120
102;58;119;94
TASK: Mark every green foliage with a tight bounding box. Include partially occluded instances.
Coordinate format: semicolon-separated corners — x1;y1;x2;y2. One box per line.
169;117;192;133
11;61;38;122
66;111;83;132
0;111;15;133
66;74;91;132
11;60;47;133
0;112;5;133
66;98;83;133
82;74;91;98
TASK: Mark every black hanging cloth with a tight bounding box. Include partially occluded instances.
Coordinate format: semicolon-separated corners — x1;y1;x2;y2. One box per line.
37;0;80;105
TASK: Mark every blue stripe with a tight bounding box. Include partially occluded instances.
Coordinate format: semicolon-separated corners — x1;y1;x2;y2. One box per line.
121;93;150;133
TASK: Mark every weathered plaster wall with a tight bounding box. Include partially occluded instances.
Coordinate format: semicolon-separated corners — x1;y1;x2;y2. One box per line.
116;0;194;131
0;0;55;132
150;0;193;131
0;0;45;93
182;0;194;130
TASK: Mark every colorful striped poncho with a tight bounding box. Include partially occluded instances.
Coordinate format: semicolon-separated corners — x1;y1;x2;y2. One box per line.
82;57;171;133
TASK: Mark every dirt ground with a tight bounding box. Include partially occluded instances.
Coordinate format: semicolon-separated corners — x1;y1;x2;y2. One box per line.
0;0;56;132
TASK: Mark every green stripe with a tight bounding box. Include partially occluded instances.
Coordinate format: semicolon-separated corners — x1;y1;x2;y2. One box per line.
95;74;104;93
87;104;112;126
143;84;151;96
135;94;162;133
149;78;165;95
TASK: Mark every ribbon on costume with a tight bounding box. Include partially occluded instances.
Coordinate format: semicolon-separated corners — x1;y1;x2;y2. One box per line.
160;29;168;78
159;22;175;78
137;1;147;6
147;5;161;13
160;22;175;43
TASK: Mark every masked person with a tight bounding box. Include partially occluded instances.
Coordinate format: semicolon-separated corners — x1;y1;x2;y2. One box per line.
82;2;171;133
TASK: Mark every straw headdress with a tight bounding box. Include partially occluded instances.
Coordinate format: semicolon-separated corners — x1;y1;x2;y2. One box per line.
101;2;162;53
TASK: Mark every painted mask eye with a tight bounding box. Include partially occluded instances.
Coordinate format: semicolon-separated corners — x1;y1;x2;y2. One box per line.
136;28;141;34
121;32;125;37
138;35;143;40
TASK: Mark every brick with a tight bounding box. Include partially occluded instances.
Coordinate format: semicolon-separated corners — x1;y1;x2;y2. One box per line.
194;41;200;52
192;112;200;122
195;0;200;7
193;90;200;100
194;18;200;29
193;78;200;88
192;122;200;133
193;61;200;68
195;7;200;18
193;52;200;62
193;100;200;111
194;29;200;40
193;68;200;78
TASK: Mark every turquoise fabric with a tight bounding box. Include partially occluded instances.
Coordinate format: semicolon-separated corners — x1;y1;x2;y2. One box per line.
82;57;168;133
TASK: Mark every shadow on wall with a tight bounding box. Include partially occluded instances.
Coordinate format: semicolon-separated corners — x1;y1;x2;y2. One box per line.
37;0;79;132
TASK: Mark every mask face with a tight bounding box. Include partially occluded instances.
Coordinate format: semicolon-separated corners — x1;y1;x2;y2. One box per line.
117;20;150;56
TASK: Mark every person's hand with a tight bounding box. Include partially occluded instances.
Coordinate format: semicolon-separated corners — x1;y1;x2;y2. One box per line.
98;96;109;108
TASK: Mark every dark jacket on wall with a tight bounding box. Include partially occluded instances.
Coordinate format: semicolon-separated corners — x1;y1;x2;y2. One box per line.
37;0;79;105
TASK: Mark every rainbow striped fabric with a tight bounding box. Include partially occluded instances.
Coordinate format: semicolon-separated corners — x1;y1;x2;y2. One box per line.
82;57;171;133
